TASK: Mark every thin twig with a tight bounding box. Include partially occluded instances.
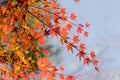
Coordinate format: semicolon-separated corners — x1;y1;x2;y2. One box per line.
28;4;81;28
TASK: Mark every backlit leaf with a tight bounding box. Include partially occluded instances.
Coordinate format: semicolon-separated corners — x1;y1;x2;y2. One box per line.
77;27;83;34
84;58;91;65
84;31;88;37
79;43;86;50
38;36;46;46
30;72;35;78
66;43;73;52
60;66;64;72
85;22;91;28
90;51;96;59
93;60;98;67
73;35;80;44
74;0;80;3
76;51;85;59
70;13;77;21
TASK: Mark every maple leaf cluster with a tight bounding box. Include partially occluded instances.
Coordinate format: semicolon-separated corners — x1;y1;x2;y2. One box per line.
0;0;98;80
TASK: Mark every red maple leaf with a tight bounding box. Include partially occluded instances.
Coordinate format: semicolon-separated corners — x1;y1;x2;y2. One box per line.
60;8;66;15
66;43;73;52
93;60;98;67
30;72;35;78
66;76;76;80
52;3;60;9
70;13;77;21
84;31;88;37
79;43;86;50
74;0;80;3
85;22;91;28
35;52;40;56
90;51;96;59
59;74;64;79
50;0;57;3
76;51;85;59
61;28;68;36
65;24;72;31
38;36;46;46
50;27;59;37
84;58;91;65
73;35;80;44
94;60;99;71
42;49;48;54
77;27;83;34
60;66;64;72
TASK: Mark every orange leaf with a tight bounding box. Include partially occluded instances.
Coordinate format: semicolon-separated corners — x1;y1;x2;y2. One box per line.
74;0;80;3
59;8;66;15
35;52;40;56
50;27;59;37
61;28;68;36
30;29;36;37
66;76;76;80
65;24;72;31
36;32;42;38
73;35;80;44
52;3;60;9
85;22;91;28
50;0;57;3
50;30;58;37
79;43;86;50
1;6;6;14
38;36;46;46
84;31;88;37
93;60;98;67
76;51;85;59
77;27;83;34
90;51;96;59
66;43;73;52
60;36;67;44
59;74;64;79
60;66;64;72
84;58;91;65
70;13;77;21
38;25;44;30
45;12;51;23
37;58;51;71
42;49;48;54
30;72;35;78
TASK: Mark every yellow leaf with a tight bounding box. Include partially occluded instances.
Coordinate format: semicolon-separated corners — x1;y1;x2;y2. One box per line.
16;49;30;68
12;0;18;6
60;36;67;44
14;65;21;74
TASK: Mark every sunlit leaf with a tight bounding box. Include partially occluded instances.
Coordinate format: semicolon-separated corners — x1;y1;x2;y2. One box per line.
70;13;77;21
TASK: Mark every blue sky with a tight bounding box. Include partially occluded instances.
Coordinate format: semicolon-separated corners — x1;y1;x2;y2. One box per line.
52;0;120;80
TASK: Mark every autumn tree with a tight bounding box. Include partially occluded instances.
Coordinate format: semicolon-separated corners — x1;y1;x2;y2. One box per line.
0;0;98;80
